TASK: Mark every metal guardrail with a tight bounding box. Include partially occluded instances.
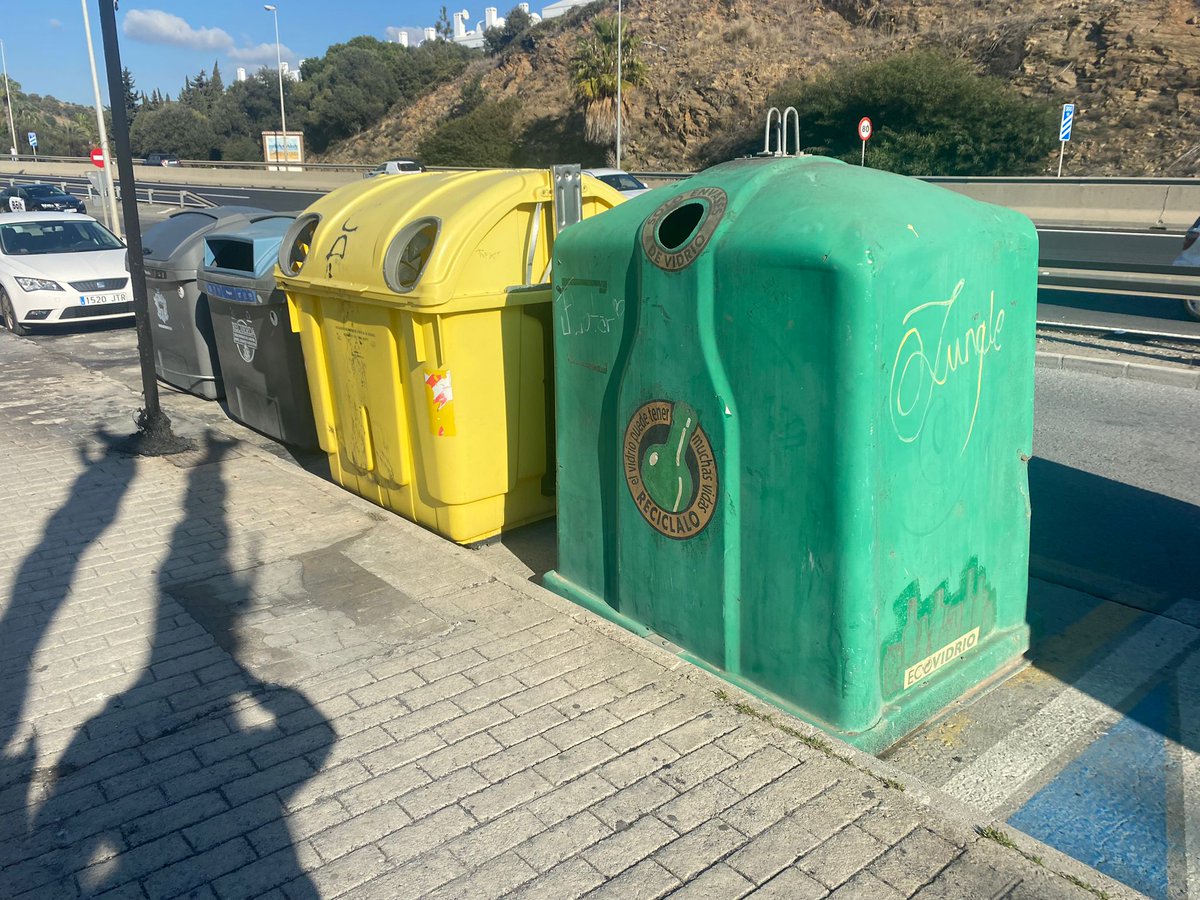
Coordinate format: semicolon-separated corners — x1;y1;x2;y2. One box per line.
1038;265;1200;301
1;175;216;210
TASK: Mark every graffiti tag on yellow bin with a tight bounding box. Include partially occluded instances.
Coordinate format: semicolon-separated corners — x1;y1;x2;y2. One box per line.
424;369;456;437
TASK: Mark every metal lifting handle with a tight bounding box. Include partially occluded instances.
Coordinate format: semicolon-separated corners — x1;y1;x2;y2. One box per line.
762;107;782;156
782;107;800;157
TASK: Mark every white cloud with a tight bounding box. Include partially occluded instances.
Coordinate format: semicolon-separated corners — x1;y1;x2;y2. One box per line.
123;10;234;51
228;42;298;68
49;19;62;29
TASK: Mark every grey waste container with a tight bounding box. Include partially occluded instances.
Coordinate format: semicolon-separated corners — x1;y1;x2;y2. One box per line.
202;214;318;448
141;207;268;400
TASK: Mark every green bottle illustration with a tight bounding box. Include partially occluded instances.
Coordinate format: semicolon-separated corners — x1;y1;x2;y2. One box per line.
642;403;697;513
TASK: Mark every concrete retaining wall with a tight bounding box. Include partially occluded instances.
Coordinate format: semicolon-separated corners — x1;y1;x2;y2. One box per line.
3;161;1198;230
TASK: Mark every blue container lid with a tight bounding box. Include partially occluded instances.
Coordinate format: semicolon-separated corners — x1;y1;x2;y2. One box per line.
203;214;296;283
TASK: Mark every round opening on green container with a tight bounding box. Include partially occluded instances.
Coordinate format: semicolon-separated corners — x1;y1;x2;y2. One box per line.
383;218;440;294
655;200;708;252
280;213;320;277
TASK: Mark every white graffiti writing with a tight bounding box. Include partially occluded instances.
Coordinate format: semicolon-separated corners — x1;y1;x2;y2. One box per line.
889;280;1006;453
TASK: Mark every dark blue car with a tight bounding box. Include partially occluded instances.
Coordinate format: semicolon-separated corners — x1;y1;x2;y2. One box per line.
0;183;86;214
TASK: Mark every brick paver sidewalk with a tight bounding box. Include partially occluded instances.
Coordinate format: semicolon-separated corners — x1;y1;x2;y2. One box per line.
0;332;1136;899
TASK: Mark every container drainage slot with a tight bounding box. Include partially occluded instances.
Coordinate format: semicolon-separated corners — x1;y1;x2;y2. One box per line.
657;202;705;251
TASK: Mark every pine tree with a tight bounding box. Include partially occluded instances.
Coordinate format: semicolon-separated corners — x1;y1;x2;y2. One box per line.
121;67;138;127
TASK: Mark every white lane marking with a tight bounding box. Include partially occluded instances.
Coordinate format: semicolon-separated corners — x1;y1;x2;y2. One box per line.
1179;646;1200;899
941;600;1199;815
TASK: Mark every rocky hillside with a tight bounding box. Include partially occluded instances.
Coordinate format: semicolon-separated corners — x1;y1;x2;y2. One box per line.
322;0;1200;175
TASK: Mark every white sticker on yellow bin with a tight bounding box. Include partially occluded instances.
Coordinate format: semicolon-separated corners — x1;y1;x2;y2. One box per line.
424;369;457;437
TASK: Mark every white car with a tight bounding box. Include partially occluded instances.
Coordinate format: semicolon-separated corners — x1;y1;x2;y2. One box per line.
0;212;131;336
366;159;425;178
1173;214;1200;321
583;168;652;198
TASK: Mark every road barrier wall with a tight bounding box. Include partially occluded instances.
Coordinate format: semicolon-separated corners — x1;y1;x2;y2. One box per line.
3;161;1197;231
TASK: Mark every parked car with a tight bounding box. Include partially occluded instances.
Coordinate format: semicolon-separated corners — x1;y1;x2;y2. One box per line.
1172;214;1200;321
0;212;131;336
366;159;425;178
144;152;181;167
583;168;652;198
0;183;86;214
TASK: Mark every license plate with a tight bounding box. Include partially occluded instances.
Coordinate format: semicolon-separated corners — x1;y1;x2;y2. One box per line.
80;292;128;305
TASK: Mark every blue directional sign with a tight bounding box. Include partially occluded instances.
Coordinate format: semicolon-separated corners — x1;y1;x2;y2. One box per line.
1060;104;1075;142
26;131;37;149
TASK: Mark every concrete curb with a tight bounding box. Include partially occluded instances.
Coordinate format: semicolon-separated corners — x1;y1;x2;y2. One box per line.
1036;349;1200;390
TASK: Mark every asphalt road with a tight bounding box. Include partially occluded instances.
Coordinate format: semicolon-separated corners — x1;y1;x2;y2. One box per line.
1039;226;1185;270
1031;366;1200;605
11;172;323;212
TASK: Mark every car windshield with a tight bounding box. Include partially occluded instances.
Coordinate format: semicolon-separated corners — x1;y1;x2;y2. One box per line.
26;185;68;198
597;173;647;192
0;220;123;255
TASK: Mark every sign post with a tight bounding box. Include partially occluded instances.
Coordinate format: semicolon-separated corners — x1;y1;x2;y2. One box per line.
1058;103;1074;178
27;130;36;161
857;116;872;166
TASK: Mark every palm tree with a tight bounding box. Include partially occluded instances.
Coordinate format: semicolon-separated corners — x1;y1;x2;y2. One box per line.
571;14;647;145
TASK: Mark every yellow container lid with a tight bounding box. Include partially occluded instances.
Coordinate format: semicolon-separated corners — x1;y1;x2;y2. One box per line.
276;168;624;310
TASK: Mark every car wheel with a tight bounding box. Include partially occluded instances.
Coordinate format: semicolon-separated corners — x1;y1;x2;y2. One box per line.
1;289;28;336
1184;299;1200;323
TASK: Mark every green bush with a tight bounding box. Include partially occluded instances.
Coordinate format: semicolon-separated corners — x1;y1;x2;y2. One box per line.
418;98;521;167
713;50;1058;176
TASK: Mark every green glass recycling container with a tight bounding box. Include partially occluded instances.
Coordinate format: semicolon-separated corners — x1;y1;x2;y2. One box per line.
544;155;1038;752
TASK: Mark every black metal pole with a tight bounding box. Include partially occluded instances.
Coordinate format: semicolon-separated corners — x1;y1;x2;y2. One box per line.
97;0;173;442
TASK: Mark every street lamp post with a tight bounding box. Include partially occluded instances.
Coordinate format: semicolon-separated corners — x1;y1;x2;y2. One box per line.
80;0;122;237
264;5;287;168
0;40;18;159
96;0;175;446
615;0;621;170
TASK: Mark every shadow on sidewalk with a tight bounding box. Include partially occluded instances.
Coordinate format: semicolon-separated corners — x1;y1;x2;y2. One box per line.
1;431;333;898
0;430;138;808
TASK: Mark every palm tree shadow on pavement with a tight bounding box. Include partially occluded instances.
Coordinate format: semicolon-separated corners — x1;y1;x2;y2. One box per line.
6;431;333;899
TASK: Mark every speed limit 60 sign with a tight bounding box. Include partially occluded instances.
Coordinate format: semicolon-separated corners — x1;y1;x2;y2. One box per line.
858;117;873;141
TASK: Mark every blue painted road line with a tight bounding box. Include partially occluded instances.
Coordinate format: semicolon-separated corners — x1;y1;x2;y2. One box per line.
1009;679;1173;899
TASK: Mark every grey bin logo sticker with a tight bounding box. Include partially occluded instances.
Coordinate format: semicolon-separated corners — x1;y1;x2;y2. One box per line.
232;318;258;363
153;289;169;325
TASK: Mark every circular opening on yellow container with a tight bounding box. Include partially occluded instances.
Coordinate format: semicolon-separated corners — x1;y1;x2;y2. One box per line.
383;218;440;294
280;214;320;277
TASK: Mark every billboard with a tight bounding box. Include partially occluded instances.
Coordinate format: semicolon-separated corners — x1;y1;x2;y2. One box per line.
261;131;304;165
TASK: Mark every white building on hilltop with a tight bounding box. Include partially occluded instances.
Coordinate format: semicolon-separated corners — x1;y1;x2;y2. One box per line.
393;0;596;48
538;0;591;20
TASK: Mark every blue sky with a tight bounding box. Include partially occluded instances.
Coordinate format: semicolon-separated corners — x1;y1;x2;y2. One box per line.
1;1;457;106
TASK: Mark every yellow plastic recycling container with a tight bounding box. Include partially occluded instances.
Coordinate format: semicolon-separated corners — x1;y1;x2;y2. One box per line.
276;169;624;544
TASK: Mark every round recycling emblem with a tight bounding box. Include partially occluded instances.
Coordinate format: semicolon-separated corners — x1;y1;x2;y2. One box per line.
623;400;719;540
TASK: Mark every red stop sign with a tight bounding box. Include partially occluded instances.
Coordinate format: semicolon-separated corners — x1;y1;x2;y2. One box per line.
90;147;105;167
